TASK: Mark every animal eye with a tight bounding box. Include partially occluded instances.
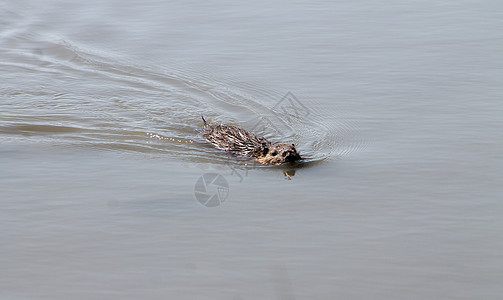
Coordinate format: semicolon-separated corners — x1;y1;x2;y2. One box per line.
272;151;277;156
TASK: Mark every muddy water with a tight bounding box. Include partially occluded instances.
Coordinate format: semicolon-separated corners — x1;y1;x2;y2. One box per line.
1;0;502;299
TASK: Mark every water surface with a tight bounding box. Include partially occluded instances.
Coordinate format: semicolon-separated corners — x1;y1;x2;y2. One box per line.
1;0;502;299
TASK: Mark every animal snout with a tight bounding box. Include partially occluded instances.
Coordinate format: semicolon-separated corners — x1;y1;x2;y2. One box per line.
284;151;300;162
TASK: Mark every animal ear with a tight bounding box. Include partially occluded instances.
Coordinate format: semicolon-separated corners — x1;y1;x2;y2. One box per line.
292;144;295;147
262;147;269;155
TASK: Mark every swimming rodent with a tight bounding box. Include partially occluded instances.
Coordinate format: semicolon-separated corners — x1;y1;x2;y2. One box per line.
201;116;301;165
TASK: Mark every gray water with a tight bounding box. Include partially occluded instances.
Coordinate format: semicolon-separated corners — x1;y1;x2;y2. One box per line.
1;0;502;299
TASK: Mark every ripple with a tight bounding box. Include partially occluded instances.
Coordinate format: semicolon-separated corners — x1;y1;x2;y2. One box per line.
0;124;83;134
1;32;366;166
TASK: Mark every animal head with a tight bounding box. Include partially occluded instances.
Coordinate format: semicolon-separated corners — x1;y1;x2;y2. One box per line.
258;144;301;165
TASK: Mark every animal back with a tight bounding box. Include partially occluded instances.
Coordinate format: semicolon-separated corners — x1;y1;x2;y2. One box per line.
202;124;270;157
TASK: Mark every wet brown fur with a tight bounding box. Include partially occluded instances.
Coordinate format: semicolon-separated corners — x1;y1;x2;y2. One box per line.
201;116;301;165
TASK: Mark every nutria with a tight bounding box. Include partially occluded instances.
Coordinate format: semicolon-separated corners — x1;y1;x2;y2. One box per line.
201;116;301;165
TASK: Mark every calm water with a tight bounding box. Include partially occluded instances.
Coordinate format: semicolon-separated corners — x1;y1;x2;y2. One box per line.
1;0;502;299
